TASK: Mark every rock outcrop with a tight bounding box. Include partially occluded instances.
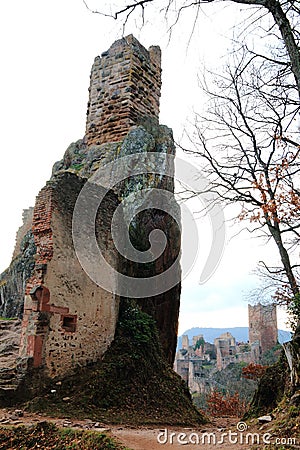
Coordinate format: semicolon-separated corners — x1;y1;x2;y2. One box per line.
51;122;181;364
0;319;22;394
0;35;202;425
0;208;36;319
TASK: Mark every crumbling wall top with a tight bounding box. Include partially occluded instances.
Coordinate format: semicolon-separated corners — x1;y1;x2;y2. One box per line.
85;35;162;146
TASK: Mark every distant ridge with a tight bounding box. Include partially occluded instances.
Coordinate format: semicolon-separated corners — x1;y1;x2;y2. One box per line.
177;327;292;348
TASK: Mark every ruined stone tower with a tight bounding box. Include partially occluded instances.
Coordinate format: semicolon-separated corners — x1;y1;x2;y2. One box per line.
248;303;278;359
182;335;189;350
0;35;181;388
85;34;161;146
0;36;205;427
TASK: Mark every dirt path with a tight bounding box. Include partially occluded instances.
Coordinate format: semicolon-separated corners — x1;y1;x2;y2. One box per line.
110;418;266;450
0;409;279;450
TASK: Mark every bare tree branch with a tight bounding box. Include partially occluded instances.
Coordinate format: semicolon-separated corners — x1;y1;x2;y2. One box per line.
83;0;155;20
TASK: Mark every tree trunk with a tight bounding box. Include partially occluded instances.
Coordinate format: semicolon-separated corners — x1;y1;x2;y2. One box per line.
266;0;300;97
267;220;300;390
229;0;300;97
267;221;299;296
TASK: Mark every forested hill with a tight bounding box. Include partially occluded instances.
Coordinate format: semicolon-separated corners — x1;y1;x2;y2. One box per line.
177;327;291;348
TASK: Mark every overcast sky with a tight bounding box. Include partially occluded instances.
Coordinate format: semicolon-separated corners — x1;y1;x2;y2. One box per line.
0;1;291;334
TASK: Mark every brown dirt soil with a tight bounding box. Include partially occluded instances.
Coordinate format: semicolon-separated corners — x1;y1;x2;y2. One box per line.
110;418;266;450
1;410;295;450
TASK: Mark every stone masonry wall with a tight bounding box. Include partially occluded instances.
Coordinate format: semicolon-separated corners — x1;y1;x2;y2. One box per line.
85;34;161;146
19;184;56;369
249;303;278;356
2;35;179;388
19;173;119;377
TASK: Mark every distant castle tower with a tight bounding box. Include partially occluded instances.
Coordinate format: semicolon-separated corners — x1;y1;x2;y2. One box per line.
248;303;278;360
182;335;189;350
85;34;161;146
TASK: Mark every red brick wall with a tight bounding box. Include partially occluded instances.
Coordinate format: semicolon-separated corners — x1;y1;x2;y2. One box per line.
31;185;54;265
25;185;54;295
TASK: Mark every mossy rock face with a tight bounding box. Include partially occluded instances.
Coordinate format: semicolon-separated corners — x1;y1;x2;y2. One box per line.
245;351;289;418
19;300;204;426
1;121;185;425
0;230;36;319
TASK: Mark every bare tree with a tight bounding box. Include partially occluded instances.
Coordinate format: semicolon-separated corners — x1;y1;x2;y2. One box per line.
86;0;300;389
175;33;300;388
83;0;300;97
182;42;300;295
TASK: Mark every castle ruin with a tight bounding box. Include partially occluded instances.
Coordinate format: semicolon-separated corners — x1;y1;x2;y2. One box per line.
0;35;181;393
86;35;161;145
175;304;279;394
249;303;278;361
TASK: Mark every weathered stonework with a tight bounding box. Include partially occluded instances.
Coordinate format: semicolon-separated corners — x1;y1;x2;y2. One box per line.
19;173;119;377
50;123;181;366
214;332;236;370
85;34;161;146
249;303;278;360
0;35;181;395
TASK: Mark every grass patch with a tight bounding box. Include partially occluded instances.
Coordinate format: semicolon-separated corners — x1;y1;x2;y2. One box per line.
0;317;18;321
0;421;126;449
